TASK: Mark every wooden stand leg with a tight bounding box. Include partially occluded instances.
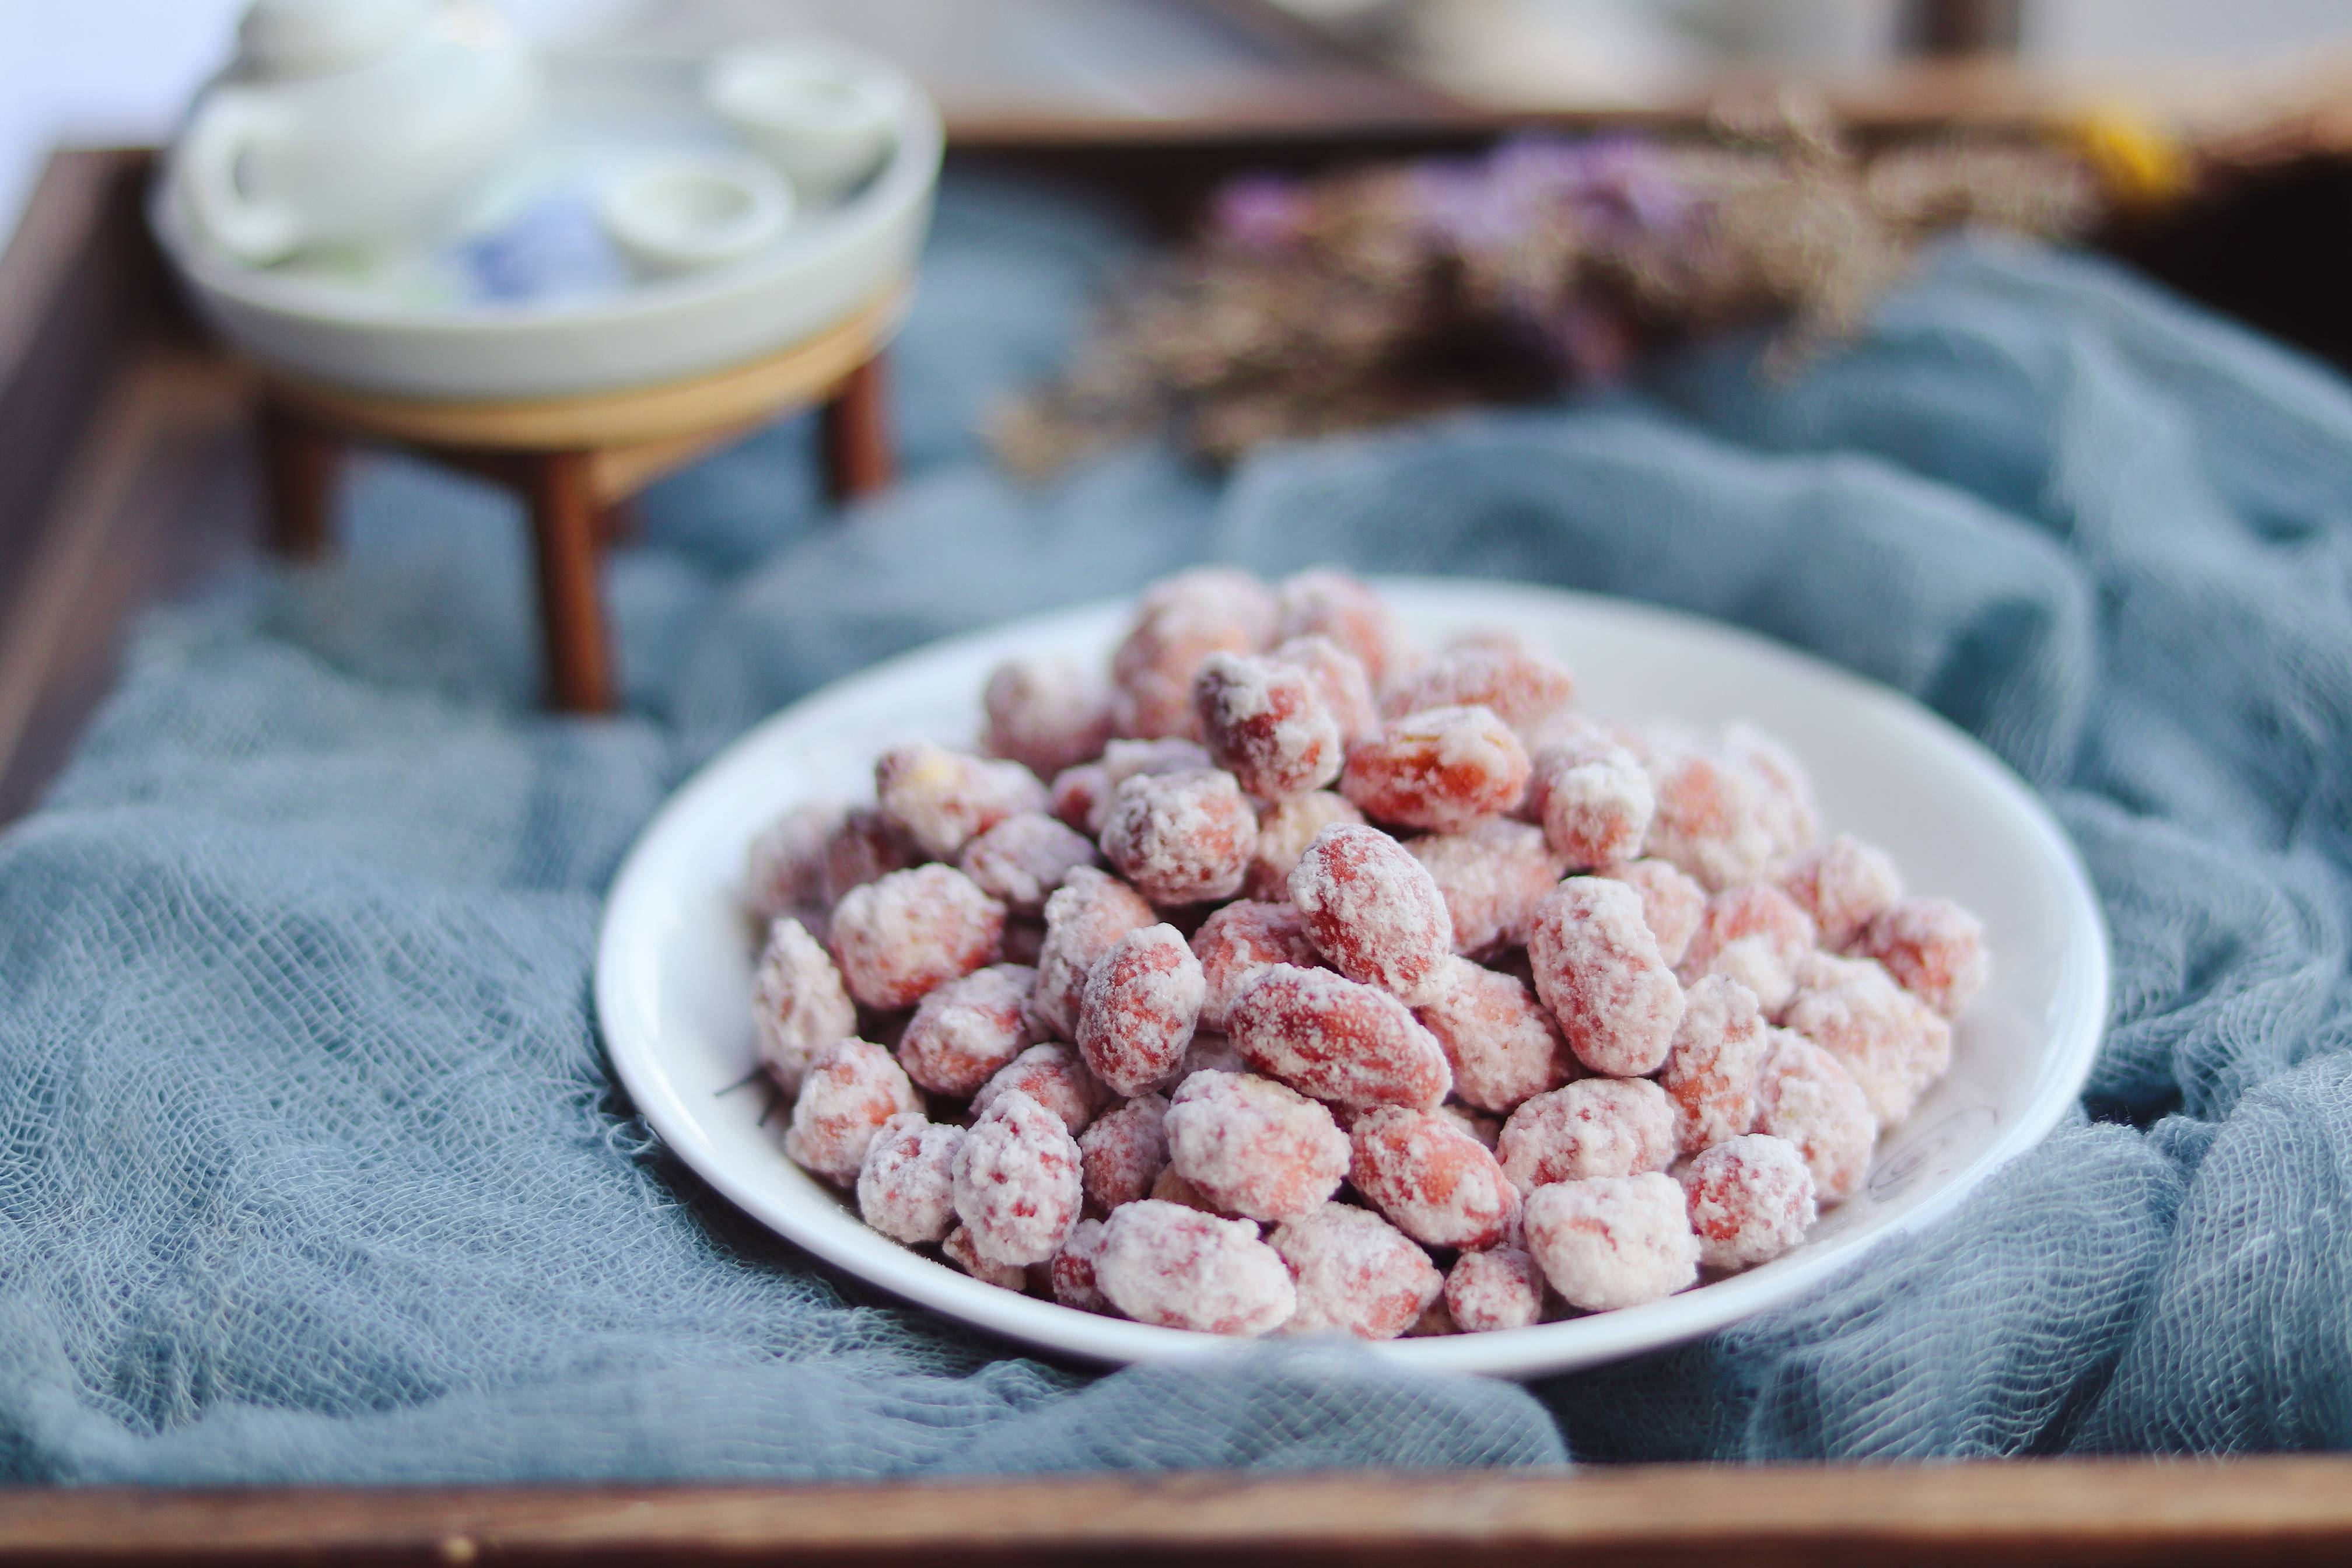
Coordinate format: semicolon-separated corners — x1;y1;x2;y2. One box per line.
820;355;894;504
258;400;344;559
521;451;615;713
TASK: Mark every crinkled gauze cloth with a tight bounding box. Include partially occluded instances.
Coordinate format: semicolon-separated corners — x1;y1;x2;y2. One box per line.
3;178;2350;1480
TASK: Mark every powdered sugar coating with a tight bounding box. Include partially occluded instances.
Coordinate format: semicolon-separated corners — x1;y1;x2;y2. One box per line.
1289;822;1455;1004
972;1042;1111;1136
1076;923;1205;1096
1604;858;1707;970
1245;790;1365;900
897;963;1038;1097
1049;1216;1111;1311
1677;884;1818;1016
1679;1133;1818;1270
752;916;857;1094
876;740;1049;859
1524;1172;1701;1311
1269;1203;1443;1339
744;802;840;929
828;864;1006;1011
984;653;1114;779
1755;1028;1877;1203
1342;705;1532;834
1414;958;1573;1115
958;813;1098;915
1642;744;1777;892
1525;877;1688;1076
822;806;921;905
1111;569;1277;740
1227;964;1453;1110
1031;866;1157;1040
1193;651;1343;800
1350;1107;1521;1249
783;1040;922;1181
1163;1070;1349;1222
1446;1247;1546;1333
1077;1093;1170;1213
1269;634;1379;747
1497;1077;1676;1192
1658;974;1768;1156
1096;1199;1297;1335
1191;901;1320;1031
856;1114;966;1244
1275;568;1401;688
1778;834;1903;951
1723;722;1819;861
1408;818;1564;955
1100;768;1258;905
1530;737;1656;872
1853;897;1990;1020
952;1088;1084;1266
943;1223;1028;1289
1381;640;1576;740
1782;953;1952;1127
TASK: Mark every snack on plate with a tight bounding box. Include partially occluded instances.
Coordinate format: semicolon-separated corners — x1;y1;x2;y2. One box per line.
739;566;1989;1337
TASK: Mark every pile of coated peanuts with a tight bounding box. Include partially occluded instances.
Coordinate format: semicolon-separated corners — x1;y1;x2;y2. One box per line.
743;568;1988;1339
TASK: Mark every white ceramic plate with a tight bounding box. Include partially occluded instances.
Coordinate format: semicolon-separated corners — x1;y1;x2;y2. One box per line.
596;579;2109;1378
149;48;942;401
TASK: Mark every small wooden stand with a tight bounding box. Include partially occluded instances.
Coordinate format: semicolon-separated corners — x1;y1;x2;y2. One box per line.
256;291;904;713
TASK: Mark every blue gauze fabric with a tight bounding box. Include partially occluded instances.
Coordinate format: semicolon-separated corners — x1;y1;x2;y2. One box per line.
3;176;2350;1480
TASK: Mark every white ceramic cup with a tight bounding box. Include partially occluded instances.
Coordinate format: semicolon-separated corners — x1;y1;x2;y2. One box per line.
597;155;795;279
704;40;905;204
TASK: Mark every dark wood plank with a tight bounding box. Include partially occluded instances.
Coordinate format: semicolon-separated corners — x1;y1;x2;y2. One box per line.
2;1460;2352;1565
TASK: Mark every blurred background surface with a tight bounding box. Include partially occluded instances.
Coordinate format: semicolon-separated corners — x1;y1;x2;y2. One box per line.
9;0;2352;241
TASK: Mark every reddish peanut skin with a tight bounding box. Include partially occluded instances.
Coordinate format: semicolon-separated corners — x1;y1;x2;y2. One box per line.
1275;569;1399;688
1270;1203;1444;1340
1382;642;1576;737
1525;877;1688;1077
1163;1070;1349;1223
1524;1172;1700;1311
1853;897;1990;1020
1269;635;1378;747
1227;965;1453;1110
951;1087;1084;1267
1349;1107;1521;1249
1031;867;1157;1041
1245;790;1366;901
1049;1216;1112;1311
1414;958;1573;1116
1679;1133;1818;1270
1110;569;1276;741
784;1040;923;1182
1193;652;1343;801
1446;1247;1546;1334
1075;923;1205;1097
984;653;1114;780
744;802;841;929
1341;706;1532;834
1605;858;1706;970
1288;822;1455;1005
1658;973;1769;1156
1755;1030;1877;1204
821;807;921;906
972;1042;1111;1136
1778;834;1902;951
1095;1199;1297;1335
1408;818;1564;956
1078;1094;1170;1214
897;963;1038;1097
1100;768;1259;906
828;864;1006;1012
1191;901;1320;1031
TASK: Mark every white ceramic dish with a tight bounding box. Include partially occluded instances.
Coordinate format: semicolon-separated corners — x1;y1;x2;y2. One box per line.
595;579;2109;1378
149;46;942;401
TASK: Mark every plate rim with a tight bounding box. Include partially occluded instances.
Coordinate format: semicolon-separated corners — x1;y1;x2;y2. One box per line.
595;577;2110;1378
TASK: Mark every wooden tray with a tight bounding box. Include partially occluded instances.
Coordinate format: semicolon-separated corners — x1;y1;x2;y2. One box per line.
6;114;2352;1567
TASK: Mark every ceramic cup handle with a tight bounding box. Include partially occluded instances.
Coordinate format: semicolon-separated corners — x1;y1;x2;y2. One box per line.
178;90;304;265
